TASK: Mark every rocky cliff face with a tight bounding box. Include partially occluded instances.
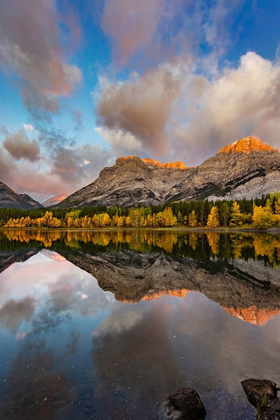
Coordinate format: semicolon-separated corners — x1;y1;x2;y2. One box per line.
55;137;280;208
0;182;43;210
55;155;190;208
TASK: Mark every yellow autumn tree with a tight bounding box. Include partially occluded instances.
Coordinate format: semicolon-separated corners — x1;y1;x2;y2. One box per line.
188;210;198;227
252;205;274;229
230;202;242;226
206;206;220;228
125;216;133;227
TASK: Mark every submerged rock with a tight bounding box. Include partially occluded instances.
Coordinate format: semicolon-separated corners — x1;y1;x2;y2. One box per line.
241;379;280;419
164;387;206;420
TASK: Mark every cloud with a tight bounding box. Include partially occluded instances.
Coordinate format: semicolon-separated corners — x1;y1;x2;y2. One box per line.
92;305;144;336
96;51;280;165
71;110;84;132
96;66;181;155
0;298;35;332
23;124;35;131
100;0;247;69
3;130;41;162
171;51;280;164
51;144;111;185
0;140;111;201
0;146;65;200
101;0;163;65
95;127;142;155
0;0;82;120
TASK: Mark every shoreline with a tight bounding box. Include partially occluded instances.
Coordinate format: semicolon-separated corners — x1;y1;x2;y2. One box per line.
1;226;280;234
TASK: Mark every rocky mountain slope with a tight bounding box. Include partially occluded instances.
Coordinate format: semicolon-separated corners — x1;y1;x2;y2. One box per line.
42;194;67;208
53;136;280;208
0;182;43;210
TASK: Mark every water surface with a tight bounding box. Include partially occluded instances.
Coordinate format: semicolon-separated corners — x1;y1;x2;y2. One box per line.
0;229;280;419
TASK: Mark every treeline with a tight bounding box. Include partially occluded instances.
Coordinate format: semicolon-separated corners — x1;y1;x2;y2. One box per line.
1;193;280;230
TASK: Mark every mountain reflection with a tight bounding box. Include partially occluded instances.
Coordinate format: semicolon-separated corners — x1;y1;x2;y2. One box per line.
0;230;280;325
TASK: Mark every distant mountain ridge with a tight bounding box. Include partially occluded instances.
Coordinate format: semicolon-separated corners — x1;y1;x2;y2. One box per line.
0;182;43;210
42;194;68;208
54;136;280;208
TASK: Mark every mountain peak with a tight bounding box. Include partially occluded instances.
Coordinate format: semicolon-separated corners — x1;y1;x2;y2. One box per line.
42;194;68;208
217;136;278;154
116;155;187;170
142;158;187;169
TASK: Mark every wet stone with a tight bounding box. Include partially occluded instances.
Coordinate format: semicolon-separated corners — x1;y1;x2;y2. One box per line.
164;387;207;420
241;379;278;408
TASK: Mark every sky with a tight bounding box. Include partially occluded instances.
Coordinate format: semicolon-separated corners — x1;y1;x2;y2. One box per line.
0;0;280;202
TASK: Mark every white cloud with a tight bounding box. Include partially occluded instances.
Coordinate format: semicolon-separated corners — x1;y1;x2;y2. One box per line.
95;127;143;155
23;124;35;131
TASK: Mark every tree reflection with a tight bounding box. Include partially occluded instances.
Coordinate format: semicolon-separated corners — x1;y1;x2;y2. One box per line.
1;229;280;265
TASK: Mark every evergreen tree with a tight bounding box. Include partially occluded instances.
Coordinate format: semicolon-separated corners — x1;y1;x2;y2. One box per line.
220;202;230;226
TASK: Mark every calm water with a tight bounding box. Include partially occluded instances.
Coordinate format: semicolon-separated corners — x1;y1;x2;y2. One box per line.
0;229;280;420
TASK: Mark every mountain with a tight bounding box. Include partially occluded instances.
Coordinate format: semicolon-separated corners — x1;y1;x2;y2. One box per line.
54;136;280;208
0;182;43;210
42;194;68;208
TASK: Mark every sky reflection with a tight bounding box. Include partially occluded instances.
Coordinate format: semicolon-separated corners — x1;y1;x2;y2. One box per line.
0;249;280;419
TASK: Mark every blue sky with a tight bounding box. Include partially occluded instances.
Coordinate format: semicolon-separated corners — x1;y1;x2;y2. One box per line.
0;0;280;201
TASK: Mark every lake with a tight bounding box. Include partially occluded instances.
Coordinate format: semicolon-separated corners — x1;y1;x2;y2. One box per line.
0;229;280;419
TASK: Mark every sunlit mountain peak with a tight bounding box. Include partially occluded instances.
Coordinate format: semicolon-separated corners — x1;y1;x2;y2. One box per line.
217;136;278;154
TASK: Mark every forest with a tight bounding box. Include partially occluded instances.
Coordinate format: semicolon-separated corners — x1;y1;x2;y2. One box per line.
1;193;280;230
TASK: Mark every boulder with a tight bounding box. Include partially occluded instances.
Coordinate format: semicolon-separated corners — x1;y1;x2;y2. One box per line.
164;387;206;420
241;379;280;420
241;379;278;408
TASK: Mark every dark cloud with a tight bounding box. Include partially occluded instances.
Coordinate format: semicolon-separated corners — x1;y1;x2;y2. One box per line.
3;130;41;162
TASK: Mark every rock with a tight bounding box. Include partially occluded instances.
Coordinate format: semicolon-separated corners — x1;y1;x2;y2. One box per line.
241;379;278;408
164;387;206;420
241;379;280;419
262;400;280;420
53;136;280;209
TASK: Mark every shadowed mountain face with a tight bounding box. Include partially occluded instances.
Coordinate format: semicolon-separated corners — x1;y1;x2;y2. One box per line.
0;182;42;210
55;137;280;208
1;229;280;325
